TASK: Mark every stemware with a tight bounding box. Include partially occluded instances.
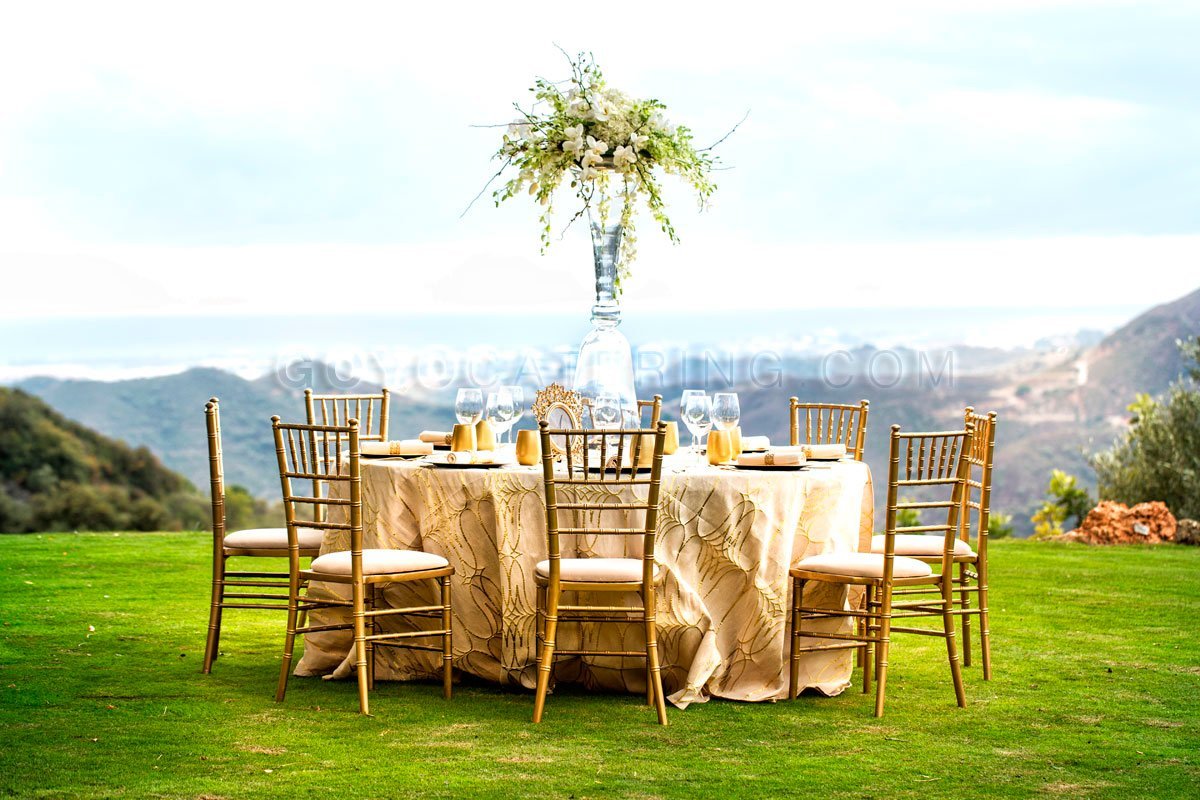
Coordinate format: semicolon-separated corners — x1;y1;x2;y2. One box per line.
712;392;741;432
485;389;517;443
455;388;484;425
592;391;622;429
681;393;713;462
502;385;525;443
680;389;705;421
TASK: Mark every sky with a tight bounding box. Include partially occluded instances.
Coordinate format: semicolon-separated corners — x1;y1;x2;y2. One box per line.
1;0;1198;321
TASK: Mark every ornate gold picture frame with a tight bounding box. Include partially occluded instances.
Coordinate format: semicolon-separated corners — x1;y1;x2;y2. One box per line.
532;383;584;459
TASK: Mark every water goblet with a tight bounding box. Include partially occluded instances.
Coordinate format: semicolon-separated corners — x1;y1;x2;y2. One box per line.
712;392;741;432
502;385;525;443
455;388;483;425
681;393;713;464
486;390;517;444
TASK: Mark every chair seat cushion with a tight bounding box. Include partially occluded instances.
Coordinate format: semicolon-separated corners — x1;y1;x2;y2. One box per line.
310;548;449;576
794;552;933;579
224;527;323;550
535;558;660;583
870;535;976;558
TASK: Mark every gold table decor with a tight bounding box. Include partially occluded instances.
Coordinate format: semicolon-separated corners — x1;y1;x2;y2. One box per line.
295;454;874;708
531;383;584;459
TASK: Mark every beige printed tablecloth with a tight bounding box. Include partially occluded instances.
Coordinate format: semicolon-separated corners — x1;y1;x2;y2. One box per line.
294;453;873;707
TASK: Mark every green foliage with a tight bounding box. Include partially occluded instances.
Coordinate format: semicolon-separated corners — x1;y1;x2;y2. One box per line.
895;497;921;529
988;511;1014;539
224;484;284;530
1029;470;1092;539
1180;335;1200;382
488;50;720;290
0;388;204;533
1092;341;1200;520
1030;502;1067;540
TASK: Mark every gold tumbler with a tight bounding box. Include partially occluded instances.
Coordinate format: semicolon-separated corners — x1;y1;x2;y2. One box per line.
663;421;680;455
475;419;496;451
516;429;541;465
451;423;477;452
707;430;733;465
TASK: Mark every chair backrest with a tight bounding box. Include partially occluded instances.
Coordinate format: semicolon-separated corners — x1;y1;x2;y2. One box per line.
638;395;663;428
788;398;870;460
880;423;974;583
304;389;390;441
271;417;362;573
538;421;668;589
582;395;663;429
963;407;997;552
204;397;226;543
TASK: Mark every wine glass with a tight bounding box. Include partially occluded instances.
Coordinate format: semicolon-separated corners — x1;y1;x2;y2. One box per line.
486;390;517;442
681;393;713;462
455;388;483;425
593;392;622;430
680;389;705;421
712;392;741;432
502;385;525;443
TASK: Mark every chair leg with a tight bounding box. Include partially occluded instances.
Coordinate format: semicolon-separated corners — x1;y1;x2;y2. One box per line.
644;588;668;726
788;578;804;700
943;591;967;708
532;583;559;723
366;586;377;692
874;587;892;718
352;578;370;716
202;552;227;673
441;575;453;700
978;560;993;681
275;576;300;703
862;584;874;695
958;563;972;668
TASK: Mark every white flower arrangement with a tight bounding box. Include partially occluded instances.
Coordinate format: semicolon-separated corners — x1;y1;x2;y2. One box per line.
482;51;729;293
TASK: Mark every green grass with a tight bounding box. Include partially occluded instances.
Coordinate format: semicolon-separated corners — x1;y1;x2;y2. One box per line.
0;535;1197;799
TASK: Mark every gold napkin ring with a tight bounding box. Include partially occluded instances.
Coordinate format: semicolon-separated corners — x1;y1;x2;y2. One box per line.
764;453;775;466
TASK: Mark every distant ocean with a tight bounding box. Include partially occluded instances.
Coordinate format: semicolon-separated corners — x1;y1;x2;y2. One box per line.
0;304;1145;384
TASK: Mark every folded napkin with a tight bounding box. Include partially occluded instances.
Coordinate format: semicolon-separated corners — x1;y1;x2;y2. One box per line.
737;449;806;467
442;450;515;465
804;443;847;460
361;439;433;457
419;430;453;445
740;435;770;451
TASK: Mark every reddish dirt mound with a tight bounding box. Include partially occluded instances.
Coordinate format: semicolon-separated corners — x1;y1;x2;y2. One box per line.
1061;501;1177;544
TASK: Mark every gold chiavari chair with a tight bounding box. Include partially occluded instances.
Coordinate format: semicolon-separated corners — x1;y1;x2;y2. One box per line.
201;398;324;673
870;408;996;678
788;398;870;461
272;417;454;715
788;423;971;717
304;388;390;441
303;389;390;522
533;419;670;725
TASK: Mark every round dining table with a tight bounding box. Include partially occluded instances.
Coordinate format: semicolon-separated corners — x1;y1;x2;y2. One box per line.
294;450;873;708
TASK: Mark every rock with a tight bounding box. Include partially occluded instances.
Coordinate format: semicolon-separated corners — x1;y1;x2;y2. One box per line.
1064;500;1177;545
1177;519;1200;546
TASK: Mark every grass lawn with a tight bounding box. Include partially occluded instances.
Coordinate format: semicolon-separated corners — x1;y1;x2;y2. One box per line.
0;534;1197;799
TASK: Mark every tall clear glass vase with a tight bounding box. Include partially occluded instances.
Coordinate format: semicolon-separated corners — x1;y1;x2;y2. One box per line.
572;208;638;427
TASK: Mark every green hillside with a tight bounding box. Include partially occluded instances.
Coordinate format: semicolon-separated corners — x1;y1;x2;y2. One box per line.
0;388;208;532
17;365;446;497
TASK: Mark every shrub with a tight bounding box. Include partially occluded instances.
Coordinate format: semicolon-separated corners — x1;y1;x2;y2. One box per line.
1093;338;1200;520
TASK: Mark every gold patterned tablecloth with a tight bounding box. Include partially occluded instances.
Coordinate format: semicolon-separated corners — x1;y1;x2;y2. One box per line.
294;453;873;708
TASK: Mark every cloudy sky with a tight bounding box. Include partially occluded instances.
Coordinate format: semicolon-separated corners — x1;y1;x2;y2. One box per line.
2;0;1198;319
